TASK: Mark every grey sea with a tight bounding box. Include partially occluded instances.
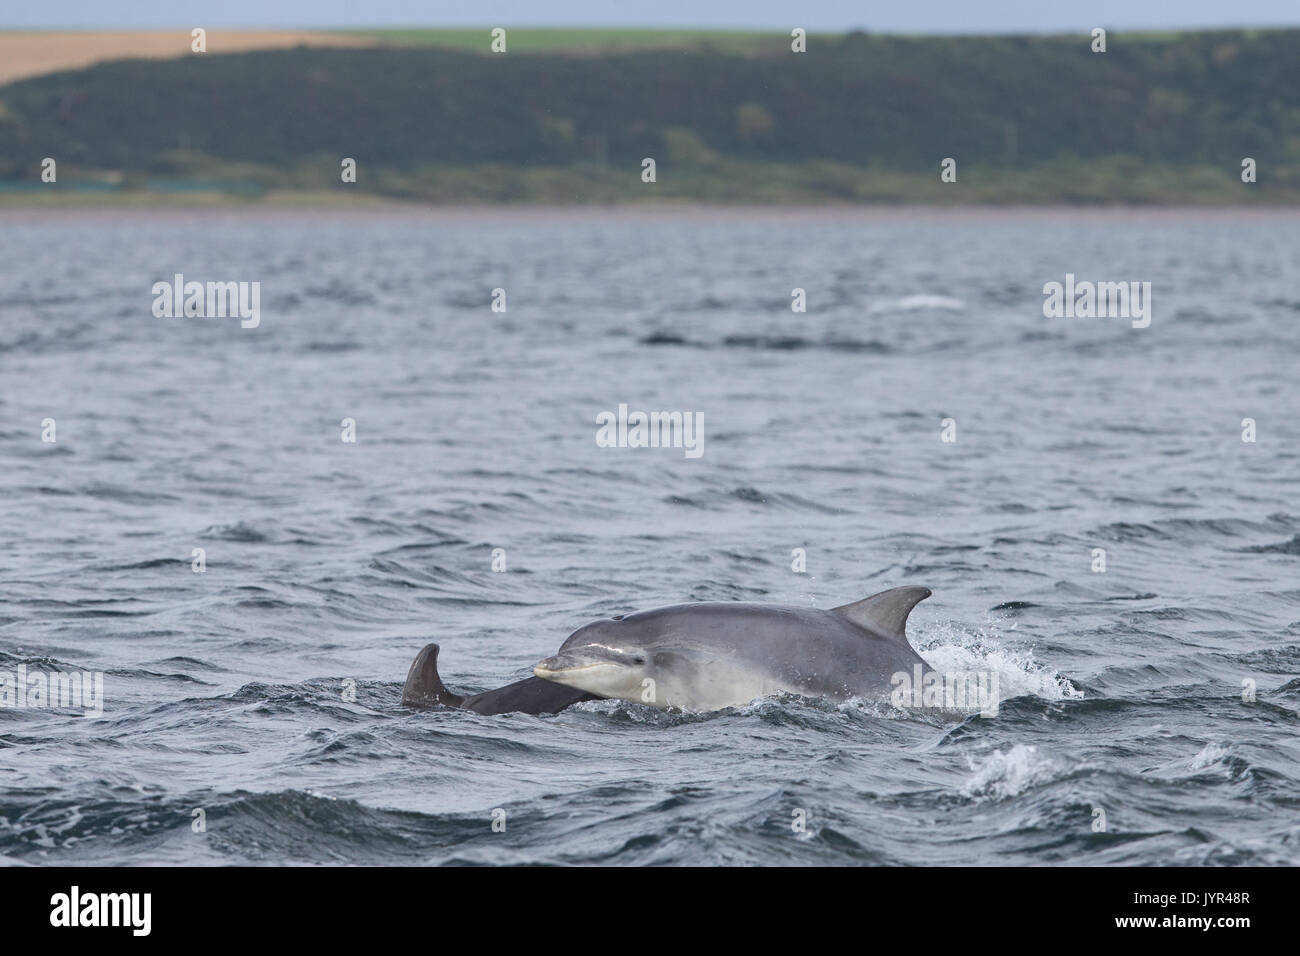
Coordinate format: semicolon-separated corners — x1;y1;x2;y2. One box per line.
1;207;1297;865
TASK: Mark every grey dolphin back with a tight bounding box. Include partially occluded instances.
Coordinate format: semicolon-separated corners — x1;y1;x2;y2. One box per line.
461;677;598;715
401;642;599;715
831;586;932;643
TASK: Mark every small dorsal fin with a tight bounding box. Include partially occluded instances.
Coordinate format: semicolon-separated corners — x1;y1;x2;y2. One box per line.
831;586;931;642
401;643;466;709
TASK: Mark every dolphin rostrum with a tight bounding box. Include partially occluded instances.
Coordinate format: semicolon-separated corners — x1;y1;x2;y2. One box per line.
401;643;599;715
534;586;936;712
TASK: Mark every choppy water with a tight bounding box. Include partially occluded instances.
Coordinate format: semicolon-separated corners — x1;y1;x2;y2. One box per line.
1;207;1298;865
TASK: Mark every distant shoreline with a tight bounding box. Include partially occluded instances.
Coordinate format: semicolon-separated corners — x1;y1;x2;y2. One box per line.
4;31;1295;208
3;202;1296;223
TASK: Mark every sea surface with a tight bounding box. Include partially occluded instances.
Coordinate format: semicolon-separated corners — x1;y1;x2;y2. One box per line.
1;207;1298;865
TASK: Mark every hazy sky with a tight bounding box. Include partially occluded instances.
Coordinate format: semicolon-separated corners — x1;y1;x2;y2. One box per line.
5;1;1298;32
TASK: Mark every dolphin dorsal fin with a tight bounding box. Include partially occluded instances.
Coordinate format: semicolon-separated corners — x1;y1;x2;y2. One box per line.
401;643;465;709
831;586;931;642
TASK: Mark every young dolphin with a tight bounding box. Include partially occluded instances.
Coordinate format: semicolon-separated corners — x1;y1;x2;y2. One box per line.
401;643;599;715
534;586;935;712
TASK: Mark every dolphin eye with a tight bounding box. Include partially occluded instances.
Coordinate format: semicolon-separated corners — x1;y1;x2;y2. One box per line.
632;655;646;665
611;615;625;622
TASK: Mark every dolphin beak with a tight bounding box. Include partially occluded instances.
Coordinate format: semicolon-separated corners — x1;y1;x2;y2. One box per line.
534;653;601;682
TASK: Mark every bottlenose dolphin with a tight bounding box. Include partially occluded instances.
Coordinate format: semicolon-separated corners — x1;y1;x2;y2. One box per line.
401;643;598;715
534;586;934;712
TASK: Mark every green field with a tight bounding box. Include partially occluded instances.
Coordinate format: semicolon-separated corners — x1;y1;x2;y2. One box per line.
337;26;1219;52
342;27;789;55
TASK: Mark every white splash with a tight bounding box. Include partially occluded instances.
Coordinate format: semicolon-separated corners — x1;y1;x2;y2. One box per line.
1189;742;1230;771
962;744;1062;799
874;294;966;312
914;617;1082;704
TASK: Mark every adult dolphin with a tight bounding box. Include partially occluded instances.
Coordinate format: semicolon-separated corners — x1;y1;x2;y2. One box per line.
534;586;938;712
401;643;599;716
